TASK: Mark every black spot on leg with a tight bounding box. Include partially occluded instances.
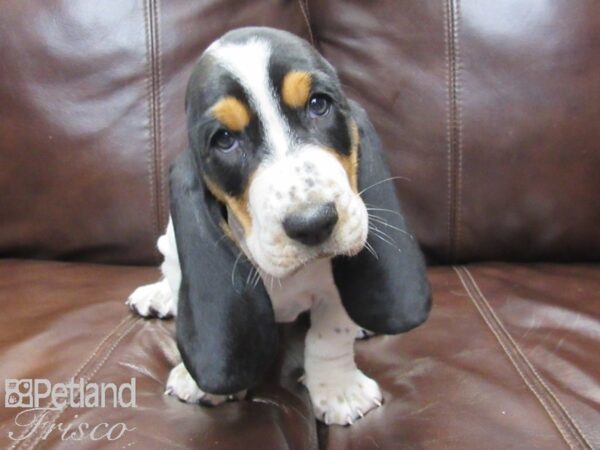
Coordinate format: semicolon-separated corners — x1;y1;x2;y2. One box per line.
345;327;351;334
334;327;341;333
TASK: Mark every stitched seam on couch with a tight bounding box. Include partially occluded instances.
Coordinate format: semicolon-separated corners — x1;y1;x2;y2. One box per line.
144;0;166;260
26;318;142;450
6;315;131;449
461;267;594;448
454;266;593;450
9;316;142;450
444;0;463;263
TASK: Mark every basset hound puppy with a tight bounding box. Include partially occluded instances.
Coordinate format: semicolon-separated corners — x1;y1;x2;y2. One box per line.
127;27;431;426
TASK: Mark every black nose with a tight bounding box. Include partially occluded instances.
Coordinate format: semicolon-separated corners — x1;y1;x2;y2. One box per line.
283;202;338;246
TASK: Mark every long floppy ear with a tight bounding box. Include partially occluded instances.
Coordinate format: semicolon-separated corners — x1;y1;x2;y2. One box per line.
170;149;277;395
332;101;431;334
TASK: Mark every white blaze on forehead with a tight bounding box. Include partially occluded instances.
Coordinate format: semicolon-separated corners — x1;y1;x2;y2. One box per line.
207;39;291;158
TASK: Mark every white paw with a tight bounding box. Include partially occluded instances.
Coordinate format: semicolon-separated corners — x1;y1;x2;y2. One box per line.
305;369;382;426
126;279;176;318
165;363;245;406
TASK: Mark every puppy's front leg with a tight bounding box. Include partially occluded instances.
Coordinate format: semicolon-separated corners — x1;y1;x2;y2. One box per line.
304;290;383;426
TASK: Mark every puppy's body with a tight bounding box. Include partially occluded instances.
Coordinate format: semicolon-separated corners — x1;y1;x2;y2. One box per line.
131;218;379;424
128;27;431;426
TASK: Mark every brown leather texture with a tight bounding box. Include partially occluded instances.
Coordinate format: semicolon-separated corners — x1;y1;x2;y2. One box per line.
1;0;598;264
310;0;600;264
0;0;311;265
0;260;597;449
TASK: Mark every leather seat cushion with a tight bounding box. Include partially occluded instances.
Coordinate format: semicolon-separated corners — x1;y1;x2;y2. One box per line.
1;260;598;449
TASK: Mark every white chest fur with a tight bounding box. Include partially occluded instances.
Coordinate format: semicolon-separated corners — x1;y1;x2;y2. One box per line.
262;257;337;323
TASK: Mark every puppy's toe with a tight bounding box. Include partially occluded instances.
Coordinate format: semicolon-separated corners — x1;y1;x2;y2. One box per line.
356;328;376;340
165;363;245;406
127;280;175;318
306;369;382;426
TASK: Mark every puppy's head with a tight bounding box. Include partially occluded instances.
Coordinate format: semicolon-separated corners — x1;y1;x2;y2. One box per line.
186;27;367;278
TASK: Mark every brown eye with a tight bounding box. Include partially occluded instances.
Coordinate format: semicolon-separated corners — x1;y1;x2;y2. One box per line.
308;94;331;117
211;129;238;152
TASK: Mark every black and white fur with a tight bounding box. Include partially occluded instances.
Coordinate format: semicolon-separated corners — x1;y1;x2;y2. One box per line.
127;27;431;426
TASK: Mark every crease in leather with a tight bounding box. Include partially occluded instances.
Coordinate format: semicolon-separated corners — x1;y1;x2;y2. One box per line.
143;0;166;262
252;390;315;425
453;266;594;450
444;0;463;263
250;394;316;449
11;316;142;450
25;318;142;450
6;314;131;449
297;0;315;47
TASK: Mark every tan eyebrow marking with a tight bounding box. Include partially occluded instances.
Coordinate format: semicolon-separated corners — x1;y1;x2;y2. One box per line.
211;96;251;132
281;71;312;108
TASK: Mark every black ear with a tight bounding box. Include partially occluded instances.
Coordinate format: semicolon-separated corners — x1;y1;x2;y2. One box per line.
332;101;431;334
170;149;277;395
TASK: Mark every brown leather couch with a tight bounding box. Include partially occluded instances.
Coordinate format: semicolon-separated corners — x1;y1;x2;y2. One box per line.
1;1;598;449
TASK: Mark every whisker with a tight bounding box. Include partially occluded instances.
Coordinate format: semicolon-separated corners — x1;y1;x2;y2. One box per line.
253;270;262;289
246;266;257;287
366;213;392;225
366;206;404;217
368;214;392;227
248;266;261;290
247;268;256;287
363;240;379;260
369;224;396;243
369;226;397;248
371;232;396;248
359;176;410;196
231;251;245;287
368;216;415;240
371;231;403;253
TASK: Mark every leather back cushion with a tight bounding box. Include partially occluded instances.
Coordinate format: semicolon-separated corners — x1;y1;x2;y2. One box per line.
1;0;598;264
